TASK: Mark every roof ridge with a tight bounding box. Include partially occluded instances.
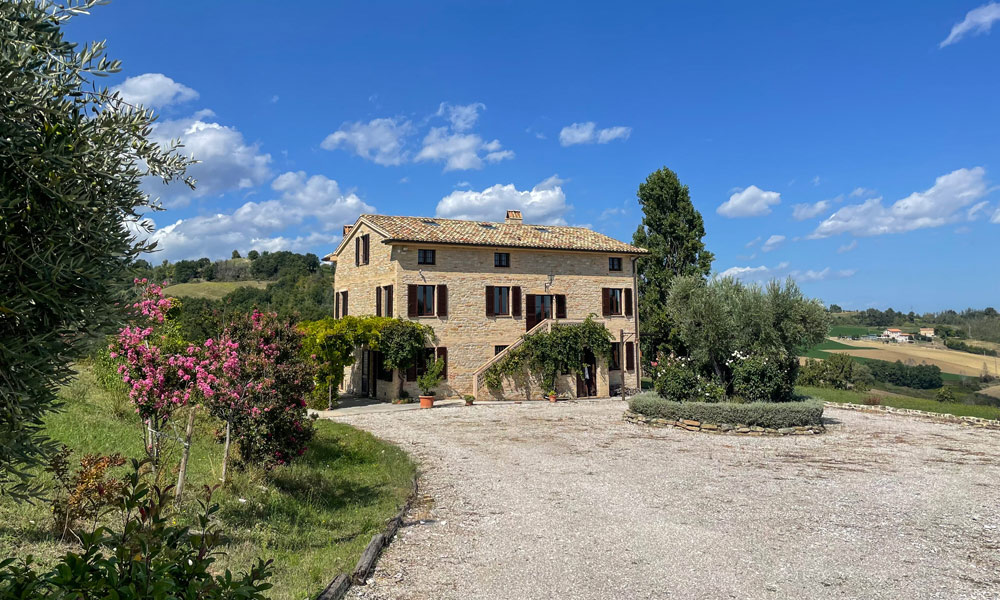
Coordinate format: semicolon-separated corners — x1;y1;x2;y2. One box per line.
364;213;593;230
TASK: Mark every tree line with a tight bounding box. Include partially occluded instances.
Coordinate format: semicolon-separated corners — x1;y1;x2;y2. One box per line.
134;249;324;284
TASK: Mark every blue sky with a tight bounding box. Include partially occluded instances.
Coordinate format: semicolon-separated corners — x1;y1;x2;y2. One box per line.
66;1;1000;311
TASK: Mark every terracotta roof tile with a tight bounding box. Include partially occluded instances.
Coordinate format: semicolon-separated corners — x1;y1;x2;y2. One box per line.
356;214;649;255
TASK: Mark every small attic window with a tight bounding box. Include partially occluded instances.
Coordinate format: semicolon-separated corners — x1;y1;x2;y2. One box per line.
421;219;439;226
534;227;550;233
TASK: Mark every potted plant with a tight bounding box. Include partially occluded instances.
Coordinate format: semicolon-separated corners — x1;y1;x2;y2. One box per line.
463;394;475;406
416;358;445;409
547;389;557;403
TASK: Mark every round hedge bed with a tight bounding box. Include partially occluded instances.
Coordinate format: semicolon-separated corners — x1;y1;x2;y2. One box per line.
626;392;825;435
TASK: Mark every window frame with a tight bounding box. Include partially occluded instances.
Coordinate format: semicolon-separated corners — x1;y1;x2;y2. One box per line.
607;288;623;315
416;284;436;316
417;249;436;265
609;256;622;272
492;286;511;316
494;252;510;268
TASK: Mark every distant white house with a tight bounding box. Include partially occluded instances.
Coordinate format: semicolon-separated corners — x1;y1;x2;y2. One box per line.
881;328;914;343
919;327;936;338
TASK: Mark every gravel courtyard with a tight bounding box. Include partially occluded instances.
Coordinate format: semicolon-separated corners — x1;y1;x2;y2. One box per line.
332;400;1000;600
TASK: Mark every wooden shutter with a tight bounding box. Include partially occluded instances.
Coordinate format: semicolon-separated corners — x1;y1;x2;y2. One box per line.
625;341;635;371
375;286;382;316
384;285;393;317
601;288;611;316
363;235;370;264
335;292;340;318
555;294;567;319
624;288;633;317
511;286;521;317
342;291;348;316
436;347;448;380
437;285;448;317
407;284;418;317
485;286;495;317
525;294;537;330
355;237;360;266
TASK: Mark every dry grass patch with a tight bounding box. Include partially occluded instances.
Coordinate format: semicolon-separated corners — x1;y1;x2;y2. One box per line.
827;338;999;378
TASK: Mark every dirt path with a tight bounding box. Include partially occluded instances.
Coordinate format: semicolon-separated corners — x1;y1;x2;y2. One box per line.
332;400;1000;600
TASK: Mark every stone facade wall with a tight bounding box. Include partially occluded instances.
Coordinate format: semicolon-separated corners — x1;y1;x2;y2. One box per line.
336;236;642;400
623;410;826;435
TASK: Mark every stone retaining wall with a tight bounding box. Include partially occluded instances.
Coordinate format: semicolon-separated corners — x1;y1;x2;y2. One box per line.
825;402;1000;430
623;410;825;435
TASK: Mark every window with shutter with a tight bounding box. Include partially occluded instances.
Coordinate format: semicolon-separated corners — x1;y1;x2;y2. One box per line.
485;286;495;316
511;287;521;317
416;285;435;316
625;342;635;371
384;285;393;316
375;286;382;316
436;347;448;379
603;289;622;315
407;284;418;317
601;288;610;316
362;234;370;265
355;237;360;266
437;285;448;316
555;294;567;319
524;294;537;330
335;292;340;318
624;288;633;317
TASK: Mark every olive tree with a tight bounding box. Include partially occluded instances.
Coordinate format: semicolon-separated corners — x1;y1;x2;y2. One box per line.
0;0;192;498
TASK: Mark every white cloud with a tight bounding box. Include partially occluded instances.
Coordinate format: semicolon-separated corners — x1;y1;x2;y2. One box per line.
811;167;990;238
435;175;570;225
940;2;1000;47
717;261;855;284
146;171;374;261
837;240;858;253
717;185;782;218
745;236;762;248
850;187;875;198
967;200;990;220
415;127;513;171
811;176;821;186
436;102;485;131
320;118;414;166
992;207;1000;224
147;113;272;208
791;200;831;221
112;73;198;108
559;122;632;146
761;234;786;252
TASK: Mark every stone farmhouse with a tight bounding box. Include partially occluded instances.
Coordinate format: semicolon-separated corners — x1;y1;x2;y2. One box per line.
323;210;649;401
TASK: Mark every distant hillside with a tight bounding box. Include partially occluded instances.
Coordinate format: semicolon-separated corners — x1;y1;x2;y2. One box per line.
163;280;269;300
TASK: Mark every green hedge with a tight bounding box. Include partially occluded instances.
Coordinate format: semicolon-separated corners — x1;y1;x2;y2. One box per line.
628;392;824;428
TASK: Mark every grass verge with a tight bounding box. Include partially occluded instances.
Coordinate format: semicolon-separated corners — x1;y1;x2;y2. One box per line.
797;385;1000;421
0;366;416;600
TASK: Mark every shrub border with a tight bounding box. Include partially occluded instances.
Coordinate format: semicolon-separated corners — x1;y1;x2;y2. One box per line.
316;474;419;600
623;410;825;435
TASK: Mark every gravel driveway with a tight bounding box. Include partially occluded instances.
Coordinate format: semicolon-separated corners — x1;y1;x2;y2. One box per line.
331;400;1000;600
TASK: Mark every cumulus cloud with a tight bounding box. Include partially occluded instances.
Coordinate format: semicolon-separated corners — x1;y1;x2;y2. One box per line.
435;175;571;225
761;234;786;252
112;73;198;108
940;2;1000;47
147;112;272;208
717;185;781;218
146;171;374;261
415;127;513;171
320;118;414;166
436;102;486;131
791;199;831;221
717;261;855;284
559;122;632;146
810;167;990;238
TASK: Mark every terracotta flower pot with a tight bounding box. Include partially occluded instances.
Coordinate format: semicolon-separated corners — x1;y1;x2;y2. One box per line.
419;395;435;409
548;393;557;403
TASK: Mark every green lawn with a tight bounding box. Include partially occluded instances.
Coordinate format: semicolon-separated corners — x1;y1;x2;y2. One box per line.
828;324;878;337
163;280;269;300
798;385;1000;421
0;366;415;600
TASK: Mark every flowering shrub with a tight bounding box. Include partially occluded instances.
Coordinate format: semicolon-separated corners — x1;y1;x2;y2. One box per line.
729;352;797;403
216;310;316;469
650;355;726;402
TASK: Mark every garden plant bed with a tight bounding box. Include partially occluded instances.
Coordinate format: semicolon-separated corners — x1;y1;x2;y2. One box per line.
622;409;825;435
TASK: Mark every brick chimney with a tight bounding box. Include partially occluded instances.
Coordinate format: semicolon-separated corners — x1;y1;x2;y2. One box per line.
505;210;523;225
343;224;353;236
